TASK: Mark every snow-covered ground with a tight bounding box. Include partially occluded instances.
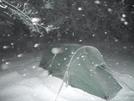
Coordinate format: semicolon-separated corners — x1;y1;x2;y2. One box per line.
0;42;134;101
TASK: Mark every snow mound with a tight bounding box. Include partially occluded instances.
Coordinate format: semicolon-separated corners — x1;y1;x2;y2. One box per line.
0;53;134;101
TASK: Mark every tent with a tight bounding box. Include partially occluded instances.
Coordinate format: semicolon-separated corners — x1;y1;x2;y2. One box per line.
39;44;122;100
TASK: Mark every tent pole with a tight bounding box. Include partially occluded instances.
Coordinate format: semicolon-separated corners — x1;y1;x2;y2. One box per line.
54;71;68;101
54;46;86;101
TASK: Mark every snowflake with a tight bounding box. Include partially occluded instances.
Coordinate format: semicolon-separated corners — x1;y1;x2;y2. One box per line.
78;7;82;11
94;0;101;4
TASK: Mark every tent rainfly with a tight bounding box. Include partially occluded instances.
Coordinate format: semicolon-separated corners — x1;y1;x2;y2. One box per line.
39;44;122;100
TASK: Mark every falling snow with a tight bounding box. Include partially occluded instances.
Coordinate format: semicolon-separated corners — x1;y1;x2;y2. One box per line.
122;14;126;18
34;43;40;48
124;21;128;25
78;7;82;11
94;0;101;4
121;18;125;22
18;54;23;57
0;0;134;100
108;8;112;12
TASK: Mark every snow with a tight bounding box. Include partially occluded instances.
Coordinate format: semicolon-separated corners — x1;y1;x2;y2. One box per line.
78;7;82;11
94;0;101;4
3;46;10;49
51;48;61;54
124;21;128;25
122;14;126;18
0;43;134;101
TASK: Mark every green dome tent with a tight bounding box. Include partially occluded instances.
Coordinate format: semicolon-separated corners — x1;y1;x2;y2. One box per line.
39;44;122;100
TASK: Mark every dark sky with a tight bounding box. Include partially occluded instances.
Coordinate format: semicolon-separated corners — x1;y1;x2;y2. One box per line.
0;0;134;53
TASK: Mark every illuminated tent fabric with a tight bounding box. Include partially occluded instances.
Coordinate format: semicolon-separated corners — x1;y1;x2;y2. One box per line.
39;44;122;99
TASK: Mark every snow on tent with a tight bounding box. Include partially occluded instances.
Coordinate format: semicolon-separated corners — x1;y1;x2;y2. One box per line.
39;44;122;100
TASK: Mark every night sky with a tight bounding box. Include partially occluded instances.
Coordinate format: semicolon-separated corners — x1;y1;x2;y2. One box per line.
0;0;134;54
